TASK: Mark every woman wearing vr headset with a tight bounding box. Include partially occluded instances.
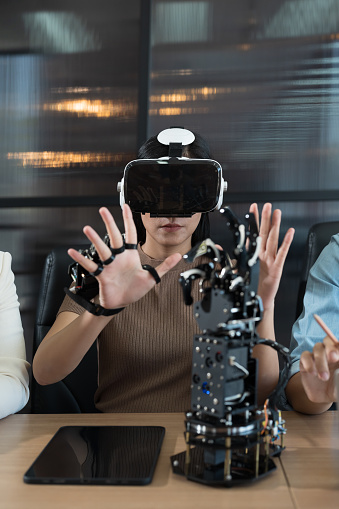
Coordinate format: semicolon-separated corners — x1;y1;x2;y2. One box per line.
33;128;294;413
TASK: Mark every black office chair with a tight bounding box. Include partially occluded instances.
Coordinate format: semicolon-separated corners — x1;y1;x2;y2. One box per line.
31;246;99;413
295;221;339;321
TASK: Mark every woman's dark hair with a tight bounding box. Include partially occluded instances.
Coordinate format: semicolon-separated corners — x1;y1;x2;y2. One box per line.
133;130;212;247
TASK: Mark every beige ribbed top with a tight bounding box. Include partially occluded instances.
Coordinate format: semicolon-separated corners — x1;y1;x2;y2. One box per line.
58;246;205;413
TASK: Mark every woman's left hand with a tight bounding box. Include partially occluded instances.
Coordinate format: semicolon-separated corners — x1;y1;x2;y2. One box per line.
249;203;295;311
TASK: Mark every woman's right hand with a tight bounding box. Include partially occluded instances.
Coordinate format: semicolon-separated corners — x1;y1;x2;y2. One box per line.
68;205;182;310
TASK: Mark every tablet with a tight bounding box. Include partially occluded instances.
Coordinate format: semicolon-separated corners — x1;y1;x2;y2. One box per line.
23;425;165;485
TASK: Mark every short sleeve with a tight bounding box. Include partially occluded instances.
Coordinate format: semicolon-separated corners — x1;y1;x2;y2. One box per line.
57;293;86;316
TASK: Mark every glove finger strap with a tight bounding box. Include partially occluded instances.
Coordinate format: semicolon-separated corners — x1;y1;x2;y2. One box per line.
142;264;161;284
102;255;115;265
89;263;104;277
111;245;125;255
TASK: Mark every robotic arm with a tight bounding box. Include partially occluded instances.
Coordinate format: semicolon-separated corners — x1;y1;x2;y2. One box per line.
171;207;291;487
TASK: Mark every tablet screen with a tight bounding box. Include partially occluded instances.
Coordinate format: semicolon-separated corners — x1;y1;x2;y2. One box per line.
23;425;165;485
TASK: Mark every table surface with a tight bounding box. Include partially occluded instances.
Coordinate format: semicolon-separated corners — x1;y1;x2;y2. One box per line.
1;411;338;509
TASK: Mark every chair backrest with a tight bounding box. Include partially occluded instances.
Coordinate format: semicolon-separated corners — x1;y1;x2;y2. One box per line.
31;246;98;413
295;221;339;320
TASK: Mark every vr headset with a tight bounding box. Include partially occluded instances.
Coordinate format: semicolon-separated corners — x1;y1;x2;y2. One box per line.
117;128;227;217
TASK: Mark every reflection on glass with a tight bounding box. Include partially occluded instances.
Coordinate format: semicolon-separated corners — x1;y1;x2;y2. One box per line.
43;99;137;118
152;1;211;45
150;0;339;194
23;12;102;53
7;151;133;168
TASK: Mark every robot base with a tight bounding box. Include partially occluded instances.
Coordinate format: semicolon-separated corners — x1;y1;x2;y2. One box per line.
171;445;277;487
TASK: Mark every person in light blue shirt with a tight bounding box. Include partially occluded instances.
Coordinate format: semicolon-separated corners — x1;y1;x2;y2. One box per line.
285;233;339;414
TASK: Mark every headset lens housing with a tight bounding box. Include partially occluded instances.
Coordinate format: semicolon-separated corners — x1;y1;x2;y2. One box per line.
123;158;223;216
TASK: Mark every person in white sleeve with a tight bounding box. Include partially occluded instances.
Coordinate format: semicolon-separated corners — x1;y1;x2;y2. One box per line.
0;251;30;419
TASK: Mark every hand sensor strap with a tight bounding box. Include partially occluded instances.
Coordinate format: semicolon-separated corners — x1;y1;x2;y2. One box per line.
93;242;137;268
89;262;104;276
142;264;161;284
125;243;138;250
64;287;125;317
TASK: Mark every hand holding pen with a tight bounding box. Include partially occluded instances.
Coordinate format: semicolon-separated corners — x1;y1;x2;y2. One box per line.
299;315;339;404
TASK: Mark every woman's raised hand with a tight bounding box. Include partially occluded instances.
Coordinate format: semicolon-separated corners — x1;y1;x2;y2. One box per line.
249;203;295;311
68;205;181;311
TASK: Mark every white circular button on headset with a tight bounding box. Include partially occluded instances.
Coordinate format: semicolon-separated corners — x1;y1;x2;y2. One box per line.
157;128;195;146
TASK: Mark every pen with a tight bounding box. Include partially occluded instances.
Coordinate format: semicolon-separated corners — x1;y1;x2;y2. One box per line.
313;314;338;344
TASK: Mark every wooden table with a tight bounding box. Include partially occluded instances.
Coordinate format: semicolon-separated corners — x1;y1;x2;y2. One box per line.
279;411;339;509
1;412;338;509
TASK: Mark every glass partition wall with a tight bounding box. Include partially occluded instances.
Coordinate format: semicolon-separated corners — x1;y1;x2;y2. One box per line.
0;2;338;406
